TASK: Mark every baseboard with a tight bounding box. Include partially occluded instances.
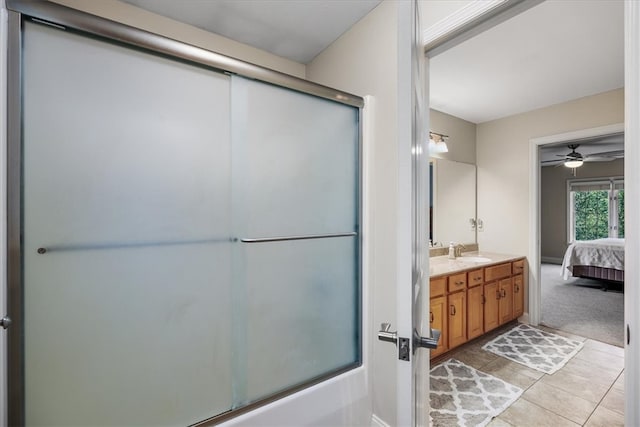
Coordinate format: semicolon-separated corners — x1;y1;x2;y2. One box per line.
541;256;563;265
371;414;391;427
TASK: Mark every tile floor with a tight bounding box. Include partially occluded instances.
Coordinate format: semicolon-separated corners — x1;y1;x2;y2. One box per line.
432;322;625;427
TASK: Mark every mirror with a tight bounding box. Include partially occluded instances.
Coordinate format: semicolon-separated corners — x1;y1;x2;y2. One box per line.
430;158;476;246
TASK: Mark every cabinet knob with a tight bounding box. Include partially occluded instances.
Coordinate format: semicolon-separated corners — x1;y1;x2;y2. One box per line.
450;305;456;316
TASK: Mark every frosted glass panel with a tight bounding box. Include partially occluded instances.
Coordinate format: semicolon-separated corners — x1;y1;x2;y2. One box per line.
244;237;359;403
232;77;359;237
23;22;232;425
20;21;361;426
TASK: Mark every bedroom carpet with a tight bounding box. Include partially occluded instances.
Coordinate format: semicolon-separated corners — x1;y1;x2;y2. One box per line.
541;263;624;347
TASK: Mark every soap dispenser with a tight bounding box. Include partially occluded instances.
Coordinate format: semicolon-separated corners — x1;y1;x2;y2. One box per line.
448;242;456;259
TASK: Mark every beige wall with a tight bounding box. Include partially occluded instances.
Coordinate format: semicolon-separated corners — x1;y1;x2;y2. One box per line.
48;0;306;78
307;2;397;424
541;159;624;262
430;109;476;164
476;88;624;257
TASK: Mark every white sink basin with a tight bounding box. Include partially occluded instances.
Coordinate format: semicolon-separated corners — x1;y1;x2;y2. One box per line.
461;256;492;263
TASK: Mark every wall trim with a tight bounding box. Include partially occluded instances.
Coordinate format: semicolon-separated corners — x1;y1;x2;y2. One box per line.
422;0;505;43
422;0;543;57
371;413;391;427
528;123;624;326
624;2;640;426
540;257;562;265
0;2;8;425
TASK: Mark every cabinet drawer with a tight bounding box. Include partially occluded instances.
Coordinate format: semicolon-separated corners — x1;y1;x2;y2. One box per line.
512;259;525;275
447;272;467;293
484;263;511;282
430;277;447;298
468;269;484;287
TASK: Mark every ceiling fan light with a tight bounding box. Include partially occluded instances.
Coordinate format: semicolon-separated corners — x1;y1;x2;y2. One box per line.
564;159;584;168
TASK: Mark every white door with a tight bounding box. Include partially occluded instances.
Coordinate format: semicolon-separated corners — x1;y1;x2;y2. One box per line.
384;1;433;425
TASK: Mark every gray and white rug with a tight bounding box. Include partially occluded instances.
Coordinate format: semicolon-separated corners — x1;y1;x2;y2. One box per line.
482;324;584;374
430;359;523;427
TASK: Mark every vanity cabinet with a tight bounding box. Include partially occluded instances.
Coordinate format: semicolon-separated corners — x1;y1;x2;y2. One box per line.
448;290;467;348
467;284;484;340
513;274;524;318
483;281;500;332
430;296;448;358
430;257;526;359
498;277;513;324
429;277;448;358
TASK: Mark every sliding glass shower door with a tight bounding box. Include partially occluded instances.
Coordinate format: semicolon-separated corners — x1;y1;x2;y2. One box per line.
22;21;234;425
231;76;359;405
18;19;360;426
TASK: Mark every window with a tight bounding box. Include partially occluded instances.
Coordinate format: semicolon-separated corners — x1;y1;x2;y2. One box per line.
568;178;624;242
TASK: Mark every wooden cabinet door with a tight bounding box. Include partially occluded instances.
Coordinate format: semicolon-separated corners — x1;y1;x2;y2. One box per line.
448;291;467;349
513;274;524;318
430;296;448;358
483;281;500;332
467;285;484;340
499;277;513;324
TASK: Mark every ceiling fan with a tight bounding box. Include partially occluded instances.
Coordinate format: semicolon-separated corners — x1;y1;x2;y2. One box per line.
561;144;584;168
541;144;624;168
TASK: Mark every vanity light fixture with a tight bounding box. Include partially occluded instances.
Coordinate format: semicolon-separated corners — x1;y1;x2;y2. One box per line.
429;131;449;154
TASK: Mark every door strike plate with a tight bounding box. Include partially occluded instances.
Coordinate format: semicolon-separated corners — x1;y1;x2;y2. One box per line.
398;337;410;361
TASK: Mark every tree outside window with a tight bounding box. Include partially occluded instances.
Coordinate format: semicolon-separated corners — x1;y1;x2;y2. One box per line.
568;178;624;242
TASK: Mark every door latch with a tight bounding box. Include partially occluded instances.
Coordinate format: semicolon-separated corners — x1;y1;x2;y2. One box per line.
378;323;411;361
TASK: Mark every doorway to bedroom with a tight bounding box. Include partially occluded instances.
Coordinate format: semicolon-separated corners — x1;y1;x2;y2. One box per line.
538;132;625;348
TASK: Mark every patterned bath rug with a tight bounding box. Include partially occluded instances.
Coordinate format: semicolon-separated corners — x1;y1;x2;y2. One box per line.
482;324;584;374
430;358;523;427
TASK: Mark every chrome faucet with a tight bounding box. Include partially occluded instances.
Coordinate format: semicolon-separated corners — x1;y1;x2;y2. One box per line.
455;243;465;257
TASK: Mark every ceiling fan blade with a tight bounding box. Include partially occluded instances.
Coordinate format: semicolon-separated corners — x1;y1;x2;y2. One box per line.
583;156;615;162
584;149;624;158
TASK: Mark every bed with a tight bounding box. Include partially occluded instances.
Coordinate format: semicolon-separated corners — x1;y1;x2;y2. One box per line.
561;238;624;283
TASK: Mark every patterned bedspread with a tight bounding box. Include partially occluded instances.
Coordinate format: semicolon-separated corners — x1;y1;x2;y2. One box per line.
561;238;624;280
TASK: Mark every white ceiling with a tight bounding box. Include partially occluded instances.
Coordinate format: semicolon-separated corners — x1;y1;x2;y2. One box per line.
430;0;624;124
121;0;623;126
121;0;381;64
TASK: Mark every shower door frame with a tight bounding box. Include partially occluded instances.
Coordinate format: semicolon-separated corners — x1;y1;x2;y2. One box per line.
4;1;366;425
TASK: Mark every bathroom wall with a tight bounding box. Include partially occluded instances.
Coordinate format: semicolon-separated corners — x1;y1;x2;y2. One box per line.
306;2;398;424
541;158;624;262
430;108;477;165
309;1;481;423
476;88;624;257
48;0;306;78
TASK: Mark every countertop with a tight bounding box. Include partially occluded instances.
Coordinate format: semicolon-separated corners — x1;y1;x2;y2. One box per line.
430;251;524;278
